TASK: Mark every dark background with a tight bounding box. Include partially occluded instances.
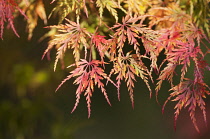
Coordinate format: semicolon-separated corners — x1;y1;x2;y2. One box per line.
0;1;210;139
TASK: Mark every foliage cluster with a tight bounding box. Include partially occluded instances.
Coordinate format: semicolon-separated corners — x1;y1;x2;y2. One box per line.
1;0;210;132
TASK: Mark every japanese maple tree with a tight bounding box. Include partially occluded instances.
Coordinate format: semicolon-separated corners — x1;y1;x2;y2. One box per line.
1;0;210;133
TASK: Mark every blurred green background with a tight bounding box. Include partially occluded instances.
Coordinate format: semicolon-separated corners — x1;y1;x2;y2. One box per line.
1;2;210;139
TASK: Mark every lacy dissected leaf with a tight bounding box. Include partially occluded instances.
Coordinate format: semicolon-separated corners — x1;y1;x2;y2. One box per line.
163;77;210;133
50;0;88;23
156;62;176;93
19;0;47;40
109;52;151;107
111;15;160;78
111;15;141;56
162;56;210;132
56;59;115;118
140;28;160;74
104;38;118;61
0;0;26;39
96;0;119;22
169;43;199;80
91;33;109;62
42;18;91;71
112;15;159;57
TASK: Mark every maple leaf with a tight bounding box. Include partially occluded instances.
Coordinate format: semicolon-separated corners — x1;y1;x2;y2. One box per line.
163;78;210;133
92;34;107;48
96;0;119;22
111;15;160;81
104;37;118;61
56;59;115;118
0;0;26;39
91;33;109;63
162;57;210;132
111;15;160;60
42;18;91;71
138;27;160;76
156;62;176;93
20;0;47;40
109;52;151;108
111;15;140;55
49;0;88;23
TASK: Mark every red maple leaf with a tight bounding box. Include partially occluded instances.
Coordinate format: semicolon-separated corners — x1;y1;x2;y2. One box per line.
56;59;116;118
0;0;26;39
91;33;108;63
